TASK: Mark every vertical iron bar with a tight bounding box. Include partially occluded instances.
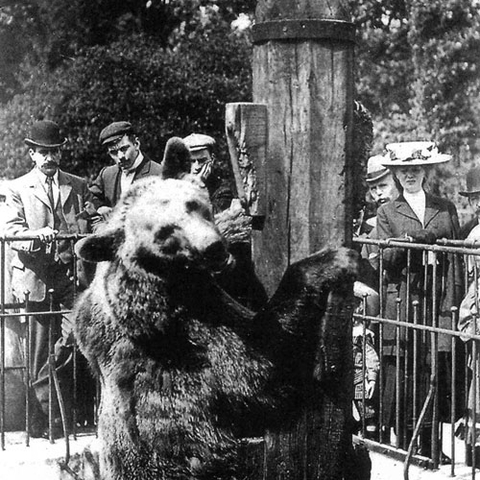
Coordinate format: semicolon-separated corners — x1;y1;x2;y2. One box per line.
412;300;419;448
72;238;77;440
25;291;31;447
48;288;55;443
451;306;458;477
403;247;411;450
379;248;385;443
472;340;477;479
0;238;5;451
431;250;439;469
396;297;401;449
361;295;367;437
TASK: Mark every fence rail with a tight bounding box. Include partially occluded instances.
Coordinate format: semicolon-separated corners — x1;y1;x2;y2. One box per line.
0;233;95;465
354;235;480;478
3;232;480;478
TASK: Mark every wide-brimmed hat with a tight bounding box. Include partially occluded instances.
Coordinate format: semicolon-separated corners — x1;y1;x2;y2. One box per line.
99;121;134;145
381;141;451;167
183;133;216;152
366;154;390;183
459;166;480;197
24;120;67;148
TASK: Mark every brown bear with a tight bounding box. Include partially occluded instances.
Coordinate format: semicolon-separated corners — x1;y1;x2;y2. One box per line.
73;176;358;480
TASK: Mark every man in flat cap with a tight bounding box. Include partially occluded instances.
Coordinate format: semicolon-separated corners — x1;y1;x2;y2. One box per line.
4;119;95;437
90;121;163;218
363;154;399;233
358;154;399;289
183;133;233;214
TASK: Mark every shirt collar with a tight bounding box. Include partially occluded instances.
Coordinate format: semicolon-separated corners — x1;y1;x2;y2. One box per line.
403;189;425;204
36;168;59;185
123;151;144;174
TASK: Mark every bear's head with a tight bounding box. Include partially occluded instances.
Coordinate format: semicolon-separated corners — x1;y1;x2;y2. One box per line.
76;178;230;276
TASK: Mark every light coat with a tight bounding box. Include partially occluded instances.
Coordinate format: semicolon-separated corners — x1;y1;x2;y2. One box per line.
4;168;92;302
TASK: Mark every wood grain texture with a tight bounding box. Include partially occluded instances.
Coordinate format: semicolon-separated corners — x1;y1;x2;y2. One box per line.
252;39;354;295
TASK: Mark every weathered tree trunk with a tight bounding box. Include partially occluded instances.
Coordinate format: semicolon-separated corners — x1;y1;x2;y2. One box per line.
247;1;356;479
252;0;355;297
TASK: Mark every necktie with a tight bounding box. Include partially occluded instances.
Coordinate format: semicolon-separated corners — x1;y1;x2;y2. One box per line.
46;176;55;209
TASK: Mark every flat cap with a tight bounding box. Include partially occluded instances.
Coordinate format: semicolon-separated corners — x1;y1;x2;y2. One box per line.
183;133;216;152
99;121;134;145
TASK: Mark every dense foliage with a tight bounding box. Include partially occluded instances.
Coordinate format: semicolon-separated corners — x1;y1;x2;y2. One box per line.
1;0;480;211
0;1;253;179
350;0;480;208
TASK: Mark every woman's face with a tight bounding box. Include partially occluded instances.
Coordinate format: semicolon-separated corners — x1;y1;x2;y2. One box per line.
394;165;427;194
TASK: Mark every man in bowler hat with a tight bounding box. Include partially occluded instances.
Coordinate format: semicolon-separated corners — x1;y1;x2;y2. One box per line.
460;166;480;239
4;119;94;437
89;121;163;219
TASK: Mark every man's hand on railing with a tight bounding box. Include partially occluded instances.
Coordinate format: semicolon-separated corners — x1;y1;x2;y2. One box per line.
34;226;57;244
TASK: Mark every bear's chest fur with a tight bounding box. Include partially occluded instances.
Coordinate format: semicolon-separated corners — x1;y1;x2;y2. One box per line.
76;263;277;478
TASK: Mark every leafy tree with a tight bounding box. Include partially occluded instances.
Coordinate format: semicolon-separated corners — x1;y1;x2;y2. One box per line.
350;0;480;206
0;13;252;179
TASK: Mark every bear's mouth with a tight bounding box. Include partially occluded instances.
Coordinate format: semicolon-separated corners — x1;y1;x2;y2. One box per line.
201;240;230;272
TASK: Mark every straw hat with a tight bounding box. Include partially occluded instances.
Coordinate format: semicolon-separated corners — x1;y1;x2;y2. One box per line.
381;141;451;167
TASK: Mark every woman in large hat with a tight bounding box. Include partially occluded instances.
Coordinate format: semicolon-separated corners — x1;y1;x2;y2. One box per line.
376;141;463;461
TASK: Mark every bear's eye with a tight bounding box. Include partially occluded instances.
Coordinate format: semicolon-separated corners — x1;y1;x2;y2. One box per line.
155;225;176;242
185;200;200;213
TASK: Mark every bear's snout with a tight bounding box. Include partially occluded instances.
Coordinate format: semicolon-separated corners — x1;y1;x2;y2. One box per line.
202;240;229;271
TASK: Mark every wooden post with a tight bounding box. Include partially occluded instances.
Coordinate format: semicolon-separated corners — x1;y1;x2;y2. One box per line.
251;0;355;297
249;2;357;480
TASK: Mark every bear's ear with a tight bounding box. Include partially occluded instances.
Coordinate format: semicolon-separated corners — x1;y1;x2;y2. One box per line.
75;228;120;263
161;137;192;179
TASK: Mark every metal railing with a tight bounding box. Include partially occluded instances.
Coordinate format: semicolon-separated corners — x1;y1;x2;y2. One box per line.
0;233;96;470
4;231;480;477
353;235;480;478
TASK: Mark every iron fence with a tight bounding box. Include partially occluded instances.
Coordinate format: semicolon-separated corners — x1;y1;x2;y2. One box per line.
4;232;480;477
0;233;96;467
354;235;480;478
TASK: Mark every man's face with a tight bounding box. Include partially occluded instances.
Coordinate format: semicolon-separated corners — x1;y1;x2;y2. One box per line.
29;146;61;177
107;135;140;170
368;173;398;207
190;148;213;176
469;193;480;220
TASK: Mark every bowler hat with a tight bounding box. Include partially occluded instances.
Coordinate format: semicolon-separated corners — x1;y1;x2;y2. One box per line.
99;121;134;145
459;166;480;197
381;141;451;167
24;120;67;148
366;155;389;183
183;133;216;152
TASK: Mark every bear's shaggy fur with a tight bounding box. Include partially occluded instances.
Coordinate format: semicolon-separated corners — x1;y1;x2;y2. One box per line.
73;177;358;480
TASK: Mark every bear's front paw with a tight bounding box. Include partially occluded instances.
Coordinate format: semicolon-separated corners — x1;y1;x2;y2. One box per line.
292;247;359;294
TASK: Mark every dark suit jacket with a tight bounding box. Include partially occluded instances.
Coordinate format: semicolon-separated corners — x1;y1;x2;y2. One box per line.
5;168;92;302
90;155;163;208
376;193;463;352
